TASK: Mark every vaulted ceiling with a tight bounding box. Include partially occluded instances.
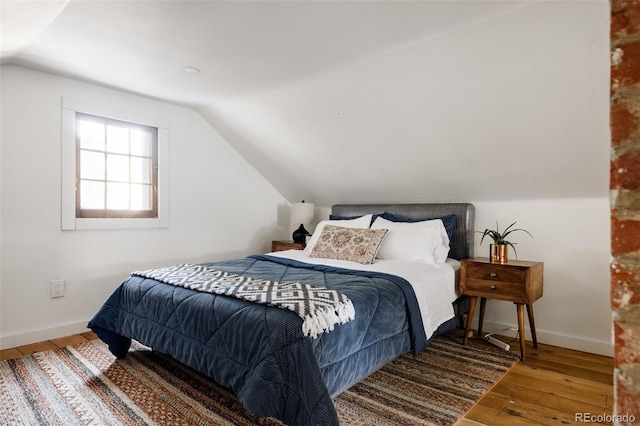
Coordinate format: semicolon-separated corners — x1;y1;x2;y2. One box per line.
1;0;610;206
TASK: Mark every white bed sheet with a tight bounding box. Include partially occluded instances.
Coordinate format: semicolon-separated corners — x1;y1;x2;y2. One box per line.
268;250;460;340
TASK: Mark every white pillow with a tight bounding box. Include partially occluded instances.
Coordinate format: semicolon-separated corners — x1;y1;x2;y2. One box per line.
370;216;450;264
304;214;373;253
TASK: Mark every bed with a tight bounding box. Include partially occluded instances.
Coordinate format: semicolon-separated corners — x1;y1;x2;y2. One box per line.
88;202;474;425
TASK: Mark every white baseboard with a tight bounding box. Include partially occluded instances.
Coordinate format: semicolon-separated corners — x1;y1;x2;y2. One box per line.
2;318;614;358
1;321;91;350
468;318;613;357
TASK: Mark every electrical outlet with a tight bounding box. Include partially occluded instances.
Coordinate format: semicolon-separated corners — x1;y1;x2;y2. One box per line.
51;279;65;298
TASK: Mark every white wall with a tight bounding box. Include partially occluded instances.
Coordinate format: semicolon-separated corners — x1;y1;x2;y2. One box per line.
472;198;612;356
0;65;288;349
202;0;610;207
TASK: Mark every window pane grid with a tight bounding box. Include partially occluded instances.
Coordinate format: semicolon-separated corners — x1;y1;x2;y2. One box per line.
76;113;157;219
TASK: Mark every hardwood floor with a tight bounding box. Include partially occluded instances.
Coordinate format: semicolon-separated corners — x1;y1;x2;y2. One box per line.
1;332;613;425
0;332;99;361
457;334;614;426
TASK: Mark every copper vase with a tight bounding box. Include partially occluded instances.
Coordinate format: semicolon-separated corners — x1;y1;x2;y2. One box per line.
490;244;508;263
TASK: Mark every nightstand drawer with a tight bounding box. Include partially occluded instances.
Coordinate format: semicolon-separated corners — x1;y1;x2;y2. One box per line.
463;279;526;299
465;264;527;284
271;240;305;252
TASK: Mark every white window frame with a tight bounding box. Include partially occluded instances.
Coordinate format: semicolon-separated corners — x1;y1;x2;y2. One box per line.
61;97;169;230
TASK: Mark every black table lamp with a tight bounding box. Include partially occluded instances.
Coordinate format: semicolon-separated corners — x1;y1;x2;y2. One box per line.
291;201;314;243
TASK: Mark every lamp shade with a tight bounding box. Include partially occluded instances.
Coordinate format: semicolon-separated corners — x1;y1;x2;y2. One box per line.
291;202;314;224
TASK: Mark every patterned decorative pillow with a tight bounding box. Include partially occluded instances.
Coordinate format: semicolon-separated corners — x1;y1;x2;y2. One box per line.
309;225;388;264
304;214;373;253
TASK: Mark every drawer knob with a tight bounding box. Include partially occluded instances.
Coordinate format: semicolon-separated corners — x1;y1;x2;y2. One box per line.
490;285;497;290
490;273;497;277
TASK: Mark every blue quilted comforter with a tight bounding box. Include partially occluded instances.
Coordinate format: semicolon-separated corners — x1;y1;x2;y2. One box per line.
88;255;454;425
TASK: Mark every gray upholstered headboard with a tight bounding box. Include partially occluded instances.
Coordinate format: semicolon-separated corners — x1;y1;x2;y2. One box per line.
331;203;475;261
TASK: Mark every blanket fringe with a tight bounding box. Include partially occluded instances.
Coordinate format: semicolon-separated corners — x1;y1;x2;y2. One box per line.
302;300;356;338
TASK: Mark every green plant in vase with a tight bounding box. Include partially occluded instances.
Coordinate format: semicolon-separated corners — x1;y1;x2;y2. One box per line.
478;221;532;263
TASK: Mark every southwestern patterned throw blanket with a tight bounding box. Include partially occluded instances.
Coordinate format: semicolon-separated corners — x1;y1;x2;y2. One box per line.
132;263;355;338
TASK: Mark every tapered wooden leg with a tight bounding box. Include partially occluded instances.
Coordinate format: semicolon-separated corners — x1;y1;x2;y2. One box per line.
517;303;526;361
526;303;538;348
478;297;487;337
463;296;477;346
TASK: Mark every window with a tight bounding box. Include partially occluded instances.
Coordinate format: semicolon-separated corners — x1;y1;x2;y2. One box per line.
61;97;168;230
76;113;158;219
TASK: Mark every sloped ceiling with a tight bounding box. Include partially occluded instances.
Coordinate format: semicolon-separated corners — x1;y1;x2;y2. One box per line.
1;0;610;206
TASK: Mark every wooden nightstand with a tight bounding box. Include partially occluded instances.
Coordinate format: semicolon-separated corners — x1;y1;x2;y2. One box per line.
271;240;306;252
461;257;543;361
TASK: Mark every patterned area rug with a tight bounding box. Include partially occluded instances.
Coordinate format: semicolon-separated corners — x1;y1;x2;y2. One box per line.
0;334;518;425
